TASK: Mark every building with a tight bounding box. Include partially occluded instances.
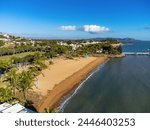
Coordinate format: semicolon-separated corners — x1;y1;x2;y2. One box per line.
0;103;36;113
3;34;10;38
0;38;9;42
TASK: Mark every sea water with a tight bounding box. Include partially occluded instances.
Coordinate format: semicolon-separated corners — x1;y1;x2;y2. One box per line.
63;41;150;113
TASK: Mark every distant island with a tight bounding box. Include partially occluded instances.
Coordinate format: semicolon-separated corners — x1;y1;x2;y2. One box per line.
88;37;142;43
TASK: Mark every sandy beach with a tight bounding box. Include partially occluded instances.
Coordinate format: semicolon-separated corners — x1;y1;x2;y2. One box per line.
33;57;99;96
34;56;108;112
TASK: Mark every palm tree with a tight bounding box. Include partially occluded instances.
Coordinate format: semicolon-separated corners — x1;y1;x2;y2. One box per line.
28;66;40;77
35;60;47;70
0;60;13;73
0;87;14;103
4;68;19;96
31;52;48;76
18;70;34;100
33;52;44;63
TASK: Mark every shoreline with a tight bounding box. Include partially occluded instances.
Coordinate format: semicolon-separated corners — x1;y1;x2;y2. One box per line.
59;59;109;112
36;56;108;112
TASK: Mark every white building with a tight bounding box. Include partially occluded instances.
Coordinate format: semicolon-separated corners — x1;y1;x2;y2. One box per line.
81;41;101;45
3;34;10;38
0;38;9;42
0;103;35;113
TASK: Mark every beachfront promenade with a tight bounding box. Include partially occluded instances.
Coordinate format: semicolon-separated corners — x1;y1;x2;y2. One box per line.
123;52;150;55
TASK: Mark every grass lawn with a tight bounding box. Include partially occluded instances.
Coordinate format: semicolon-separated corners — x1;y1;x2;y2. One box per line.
0;52;36;61
0;52;36;88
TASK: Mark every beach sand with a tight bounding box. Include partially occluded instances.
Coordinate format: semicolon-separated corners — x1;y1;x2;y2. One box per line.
34;56;108;112
33;57;98;96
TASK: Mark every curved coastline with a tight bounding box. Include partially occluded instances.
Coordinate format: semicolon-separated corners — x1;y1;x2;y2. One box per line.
59;59;109;112
37;56;109;112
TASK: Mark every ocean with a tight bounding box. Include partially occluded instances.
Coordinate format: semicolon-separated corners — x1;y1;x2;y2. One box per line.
122;41;150;52
62;41;150;113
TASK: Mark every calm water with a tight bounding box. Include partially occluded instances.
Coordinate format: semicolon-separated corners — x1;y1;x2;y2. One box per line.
122;41;150;52
63;41;150;113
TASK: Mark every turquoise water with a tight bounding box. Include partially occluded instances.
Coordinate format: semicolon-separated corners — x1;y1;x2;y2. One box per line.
63;41;150;113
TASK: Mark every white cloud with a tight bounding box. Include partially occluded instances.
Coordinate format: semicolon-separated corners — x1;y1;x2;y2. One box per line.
83;25;110;34
61;25;76;31
60;24;110;34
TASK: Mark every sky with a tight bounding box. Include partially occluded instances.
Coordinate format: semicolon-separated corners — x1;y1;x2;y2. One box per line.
0;0;150;40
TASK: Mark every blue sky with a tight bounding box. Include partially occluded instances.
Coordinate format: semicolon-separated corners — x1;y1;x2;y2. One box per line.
0;0;150;40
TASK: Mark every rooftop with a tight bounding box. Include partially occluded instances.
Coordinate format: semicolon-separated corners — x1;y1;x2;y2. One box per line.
0;103;36;113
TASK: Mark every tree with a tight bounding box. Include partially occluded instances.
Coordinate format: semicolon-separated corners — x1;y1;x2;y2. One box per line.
18;71;34;100
32;52;48;72
4;68;19;96
0;41;5;47
0;60;13;73
28;66;40;77
45;50;57;59
117;46;122;54
0;87;14;103
33;53;42;63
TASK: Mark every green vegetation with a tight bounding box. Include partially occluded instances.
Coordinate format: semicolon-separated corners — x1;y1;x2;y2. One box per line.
72;42;122;56
0;52;48;104
0;41;5;47
0;35;122;109
44;108;58;113
0;34;6;38
0;52;36;61
0;87;14;103
4;68;19;96
0;60;12;73
17;70;35;100
0;45;44;56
